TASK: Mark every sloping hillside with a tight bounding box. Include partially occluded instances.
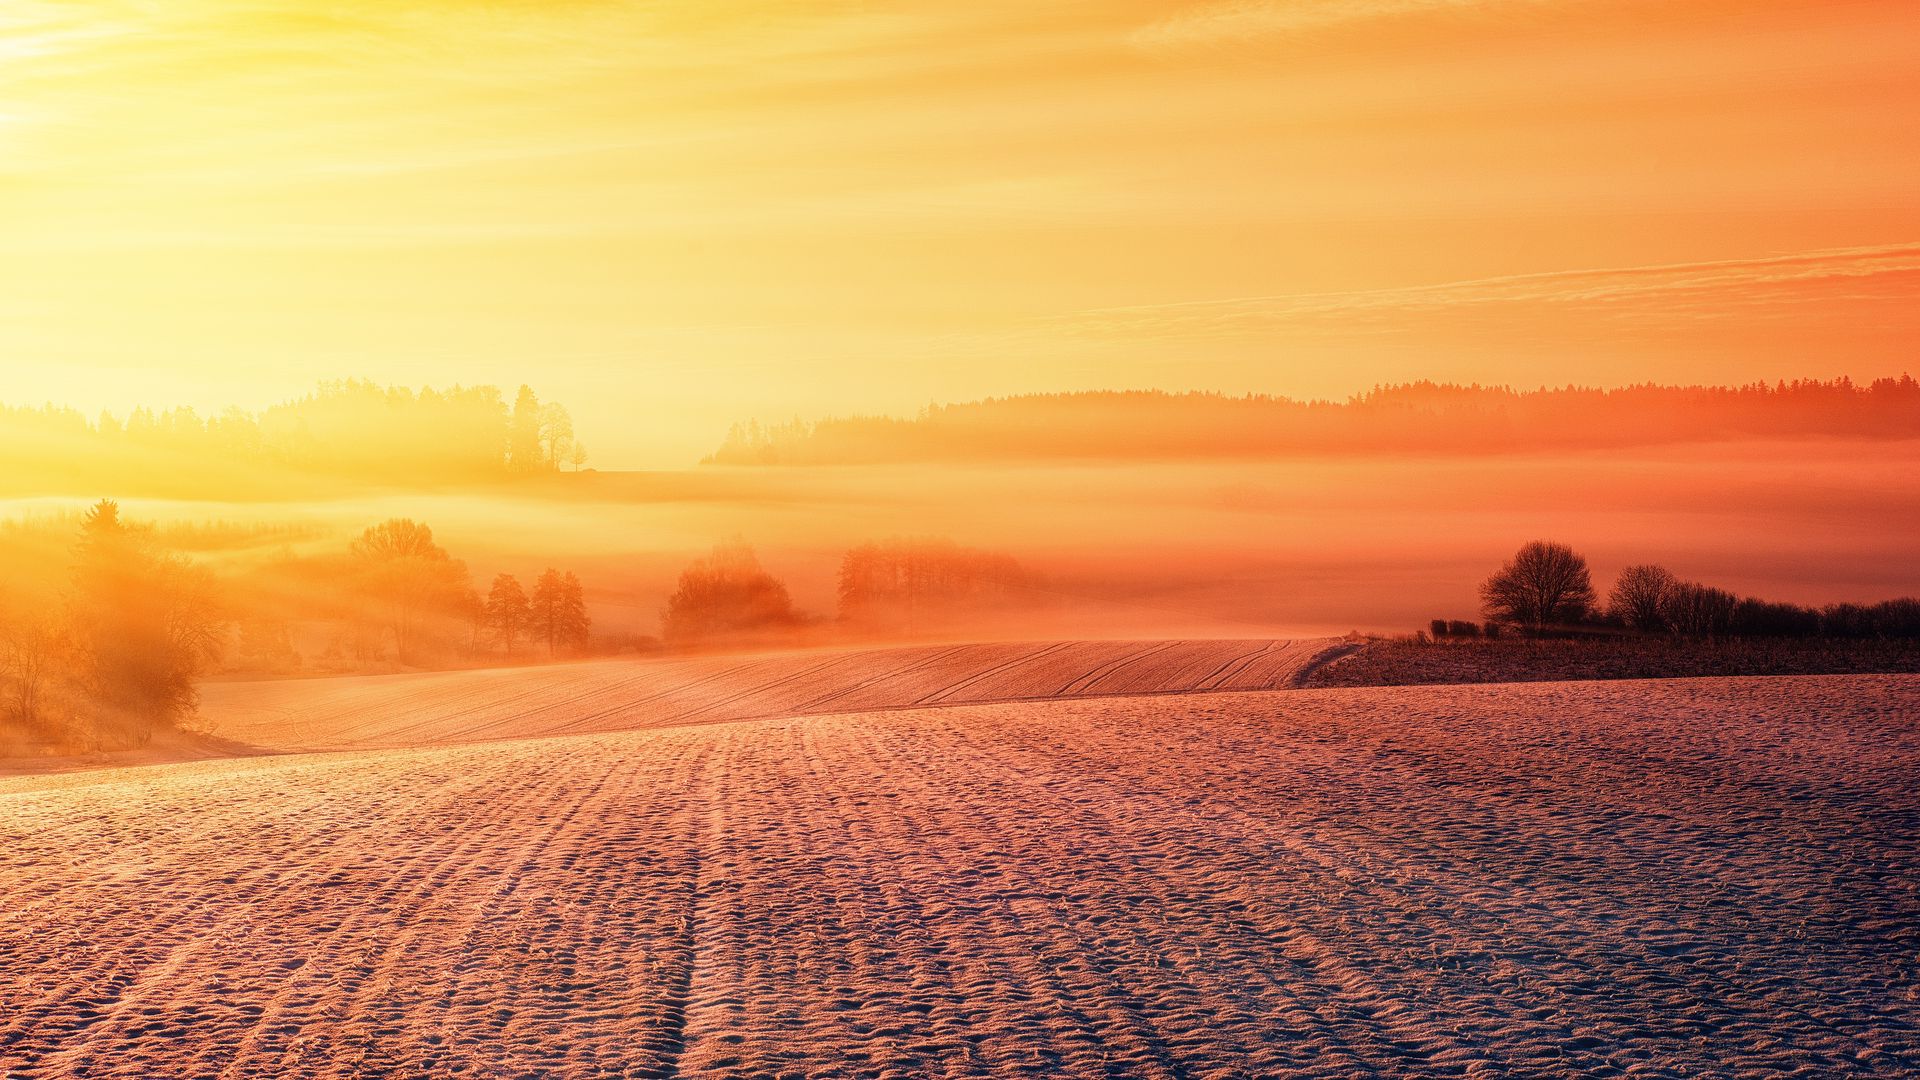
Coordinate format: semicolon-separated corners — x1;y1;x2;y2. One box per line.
198;638;1341;752
3;675;1914;1078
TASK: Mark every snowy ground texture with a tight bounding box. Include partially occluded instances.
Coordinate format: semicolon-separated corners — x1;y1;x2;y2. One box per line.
1;659;1916;1078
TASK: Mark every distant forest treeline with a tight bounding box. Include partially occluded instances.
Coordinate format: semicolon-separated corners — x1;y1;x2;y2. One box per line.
0;380;585;496
706;377;1920;465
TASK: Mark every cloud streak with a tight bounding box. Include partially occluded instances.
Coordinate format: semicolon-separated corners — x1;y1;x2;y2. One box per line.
1134;0;1519;50
1054;243;1920;337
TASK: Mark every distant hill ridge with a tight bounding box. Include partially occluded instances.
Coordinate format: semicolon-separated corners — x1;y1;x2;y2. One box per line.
0;379;581;497
706;376;1920;464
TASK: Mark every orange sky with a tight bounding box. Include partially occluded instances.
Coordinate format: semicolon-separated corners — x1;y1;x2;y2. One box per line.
3;0;1917;464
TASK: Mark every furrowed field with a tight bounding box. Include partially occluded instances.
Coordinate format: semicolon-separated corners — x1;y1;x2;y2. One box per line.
2;642;1914;1078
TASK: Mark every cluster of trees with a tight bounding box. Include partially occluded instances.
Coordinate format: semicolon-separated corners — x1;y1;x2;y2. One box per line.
346;519;474;662
659;537;1033;646
0;501;225;749
1605;564;1920;639
837;537;1032;632
706;376;1920;465
504;385;586;475
0;505;614;749
0;380;586;496
331;519;597;665
660;543;800;647
483;570;591;657
1464;540;1920;640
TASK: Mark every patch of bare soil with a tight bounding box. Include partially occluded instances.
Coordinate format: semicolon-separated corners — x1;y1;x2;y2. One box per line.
2;675;1914;1077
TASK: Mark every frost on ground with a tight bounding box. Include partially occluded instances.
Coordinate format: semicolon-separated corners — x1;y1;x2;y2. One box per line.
1305;637;1920;688
197;638;1335;752
1;675;1916;1078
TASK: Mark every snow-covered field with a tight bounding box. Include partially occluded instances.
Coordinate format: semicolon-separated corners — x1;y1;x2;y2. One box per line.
2;649;1915;1078
196;638;1340;752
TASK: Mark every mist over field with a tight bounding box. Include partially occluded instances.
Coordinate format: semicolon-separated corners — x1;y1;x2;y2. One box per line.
6;1;1920;1076
6;435;1913;648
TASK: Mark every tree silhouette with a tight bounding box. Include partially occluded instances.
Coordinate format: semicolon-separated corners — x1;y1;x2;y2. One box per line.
529;569;563;655
528;569;594;655
538;403;573;471
1608;564;1677;632
1479;541;1596;631
662;543;797;645
836;537;1029;633
68;499;224;745
702;377;1920;466
485;573;530;656
1663;581;1738;638
0;597;70;738
508;385;543;474
560;572;590;650
1730;597;1822;638
349;519;469;662
457;586;486;657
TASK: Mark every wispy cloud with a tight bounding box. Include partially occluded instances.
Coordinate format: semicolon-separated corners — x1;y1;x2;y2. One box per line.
1134;0;1527;50
1053;243;1920;337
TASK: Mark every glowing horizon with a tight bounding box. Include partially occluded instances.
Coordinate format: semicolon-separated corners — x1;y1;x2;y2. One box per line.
4;1;1918;465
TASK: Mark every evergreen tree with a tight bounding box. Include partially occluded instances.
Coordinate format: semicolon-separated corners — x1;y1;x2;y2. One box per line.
508;385;543;473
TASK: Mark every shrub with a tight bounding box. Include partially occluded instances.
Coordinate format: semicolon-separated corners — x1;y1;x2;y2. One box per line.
1730;598;1821;638
1869;598;1920;639
1821;603;1874;639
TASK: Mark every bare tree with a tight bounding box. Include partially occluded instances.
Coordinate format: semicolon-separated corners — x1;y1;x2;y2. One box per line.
1609;564;1677;632
1663;581;1738;638
68;499;226;745
559;572;591;650
539;403;574;471
458;587;486;658
0;601;69;738
1479;540;1596;631
529;569;564;655
485;573;530;656
525;568;593;655
350;519;470;662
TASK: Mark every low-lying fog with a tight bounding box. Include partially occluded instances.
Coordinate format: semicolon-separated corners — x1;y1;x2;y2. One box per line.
4;439;1915;645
